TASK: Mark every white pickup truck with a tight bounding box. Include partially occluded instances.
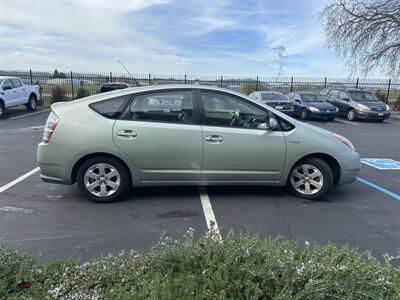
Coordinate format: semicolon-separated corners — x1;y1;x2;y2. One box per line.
0;76;41;118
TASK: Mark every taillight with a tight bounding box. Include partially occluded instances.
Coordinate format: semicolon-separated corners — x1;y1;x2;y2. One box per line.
43;111;59;144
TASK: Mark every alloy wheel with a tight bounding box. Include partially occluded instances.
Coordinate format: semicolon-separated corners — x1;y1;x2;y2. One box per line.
290;164;324;195
347;109;355;121
84;163;121;197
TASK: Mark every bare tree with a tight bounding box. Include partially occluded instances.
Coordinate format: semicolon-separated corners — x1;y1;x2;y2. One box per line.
321;0;400;78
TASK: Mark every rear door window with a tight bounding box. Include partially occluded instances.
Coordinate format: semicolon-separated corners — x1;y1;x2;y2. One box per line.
125;91;195;124
11;79;22;88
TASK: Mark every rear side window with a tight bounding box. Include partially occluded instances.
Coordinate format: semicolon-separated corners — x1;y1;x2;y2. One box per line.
90;95;131;119
124;91;195;124
11;79;22;88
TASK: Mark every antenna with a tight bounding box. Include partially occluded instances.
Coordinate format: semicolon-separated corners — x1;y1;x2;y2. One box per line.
117;60;141;87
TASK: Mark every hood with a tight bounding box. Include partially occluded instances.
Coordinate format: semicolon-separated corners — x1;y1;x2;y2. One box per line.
305;101;336;110
357;101;387;110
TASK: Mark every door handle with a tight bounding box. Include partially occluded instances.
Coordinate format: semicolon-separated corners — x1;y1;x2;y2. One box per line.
205;135;223;144
117;129;137;138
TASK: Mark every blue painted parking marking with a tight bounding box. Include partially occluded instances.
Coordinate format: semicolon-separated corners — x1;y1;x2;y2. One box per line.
357;178;400;202
360;158;400;170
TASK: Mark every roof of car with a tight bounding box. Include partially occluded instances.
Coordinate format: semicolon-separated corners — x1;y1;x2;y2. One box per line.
0;76;16;79
256;91;284;94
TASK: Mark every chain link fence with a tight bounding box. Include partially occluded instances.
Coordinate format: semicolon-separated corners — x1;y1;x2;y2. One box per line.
1;69;399;106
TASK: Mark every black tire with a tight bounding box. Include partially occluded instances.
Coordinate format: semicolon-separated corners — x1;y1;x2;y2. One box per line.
287;157;333;200
300;108;308;120
26;94;37;111
0;102;4;118
347;108;356;121
76;156;131;203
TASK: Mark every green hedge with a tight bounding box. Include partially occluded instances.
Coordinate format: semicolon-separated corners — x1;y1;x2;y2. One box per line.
1;230;400;299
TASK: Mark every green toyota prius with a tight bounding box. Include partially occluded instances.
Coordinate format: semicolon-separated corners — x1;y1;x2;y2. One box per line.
37;85;360;203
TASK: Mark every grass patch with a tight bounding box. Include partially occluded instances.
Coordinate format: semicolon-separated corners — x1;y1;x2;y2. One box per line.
1;230;399;299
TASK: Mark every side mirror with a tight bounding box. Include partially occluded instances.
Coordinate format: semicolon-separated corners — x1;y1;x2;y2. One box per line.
295;99;301;103
342;98;350;101
269;118;279;130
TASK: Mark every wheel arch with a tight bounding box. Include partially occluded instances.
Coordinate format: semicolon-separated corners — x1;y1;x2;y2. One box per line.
288;153;341;187
29;92;37;100
0;98;4;107
71;152;132;184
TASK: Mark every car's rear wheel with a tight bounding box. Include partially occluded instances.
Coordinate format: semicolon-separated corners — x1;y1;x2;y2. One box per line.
77;156;130;203
287;158;333;200
300;108;308;120
347;108;356;121
26;95;37;111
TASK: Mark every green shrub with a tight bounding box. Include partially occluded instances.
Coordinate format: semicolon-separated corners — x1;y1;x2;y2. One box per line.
51;85;67;103
1;231;400;299
240;82;271;95
390;96;400;111
76;86;90;99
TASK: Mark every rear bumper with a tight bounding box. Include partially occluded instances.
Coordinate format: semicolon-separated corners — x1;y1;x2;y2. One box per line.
40;173;68;184
278;109;294;116
356;110;391;120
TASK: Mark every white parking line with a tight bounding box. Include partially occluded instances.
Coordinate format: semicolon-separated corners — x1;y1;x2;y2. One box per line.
0;167;40;194
198;187;221;240
8;109;50;120
334;119;359;125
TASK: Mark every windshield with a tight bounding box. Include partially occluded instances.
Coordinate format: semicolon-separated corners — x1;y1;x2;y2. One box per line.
300;93;325;102
261;93;287;101
349;91;377;101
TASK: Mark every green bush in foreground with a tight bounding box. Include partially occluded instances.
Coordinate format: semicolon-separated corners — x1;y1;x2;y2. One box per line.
1;230;400;299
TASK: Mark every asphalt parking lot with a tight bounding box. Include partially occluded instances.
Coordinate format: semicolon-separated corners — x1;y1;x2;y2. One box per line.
1;107;400;262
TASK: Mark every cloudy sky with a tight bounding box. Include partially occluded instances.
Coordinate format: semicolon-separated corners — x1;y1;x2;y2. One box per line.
1;0;353;76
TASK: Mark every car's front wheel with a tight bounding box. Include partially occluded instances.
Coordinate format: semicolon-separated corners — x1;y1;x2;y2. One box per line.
0;102;4;118
76;156;130;203
300;108;308;120
26;95;37;111
347;108;356;121
287;158;333;200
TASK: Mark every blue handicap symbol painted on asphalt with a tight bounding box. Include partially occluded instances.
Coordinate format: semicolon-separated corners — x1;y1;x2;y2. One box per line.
361;158;400;170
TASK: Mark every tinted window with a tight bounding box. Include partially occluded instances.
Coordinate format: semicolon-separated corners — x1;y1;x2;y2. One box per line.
261;93;287;101
11;79;22;88
126;91;194;124
339;91;349;100
300;93;324;102
328;90;339;99
348;91;377;101
90;95;131;119
3;79;13;89
201;91;271;129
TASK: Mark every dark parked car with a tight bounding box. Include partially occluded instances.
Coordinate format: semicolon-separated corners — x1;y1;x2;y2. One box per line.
99;82;130;93
249;91;294;116
320;87;391;121
287;92;338;120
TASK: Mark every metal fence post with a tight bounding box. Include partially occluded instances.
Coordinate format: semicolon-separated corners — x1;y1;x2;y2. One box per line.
110;72;112;83
324;77;327;88
256;76;259;91
220;76;223;88
290;76;293;92
184;74;187;84
148;73;151;86
386;79;391;102
356;78;359;88
70;71;74;100
29;69;33;84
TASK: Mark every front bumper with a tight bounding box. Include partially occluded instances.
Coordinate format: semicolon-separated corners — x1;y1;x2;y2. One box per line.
309;111;338;119
338;151;361;185
356;110;391;120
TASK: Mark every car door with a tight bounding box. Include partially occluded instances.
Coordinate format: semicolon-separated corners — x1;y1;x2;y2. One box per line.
1;79;17;108
338;91;351;112
10;79;26;105
327;89;340;111
198;90;286;182
113;89;202;182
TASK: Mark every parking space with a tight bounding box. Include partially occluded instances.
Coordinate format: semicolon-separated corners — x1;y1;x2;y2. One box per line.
1;108;400;261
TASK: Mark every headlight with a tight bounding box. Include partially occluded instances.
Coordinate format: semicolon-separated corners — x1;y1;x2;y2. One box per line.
357;103;370;110
309;106;319;112
332;133;355;151
386;104;391;111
